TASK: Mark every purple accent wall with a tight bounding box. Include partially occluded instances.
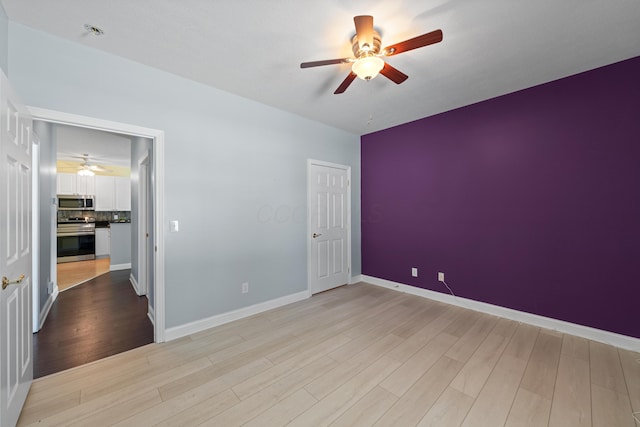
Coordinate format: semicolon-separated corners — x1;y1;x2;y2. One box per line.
361;56;640;339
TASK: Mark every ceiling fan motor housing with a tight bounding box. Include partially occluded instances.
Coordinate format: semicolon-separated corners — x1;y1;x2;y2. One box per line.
351;30;382;58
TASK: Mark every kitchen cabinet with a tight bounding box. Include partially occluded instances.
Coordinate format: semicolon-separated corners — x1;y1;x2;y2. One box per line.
95;175;131;211
95;227;110;257
56;173;95;195
76;175;96;196
95;176;115;211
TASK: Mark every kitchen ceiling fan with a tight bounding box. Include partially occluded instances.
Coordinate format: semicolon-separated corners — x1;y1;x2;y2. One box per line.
300;15;443;94
72;154;108;176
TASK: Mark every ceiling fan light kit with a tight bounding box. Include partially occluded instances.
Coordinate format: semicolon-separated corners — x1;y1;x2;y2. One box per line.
352;56;385;80
77;167;95;176
300;15;443;94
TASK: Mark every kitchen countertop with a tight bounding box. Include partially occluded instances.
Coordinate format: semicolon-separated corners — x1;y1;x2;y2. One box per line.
95;220;131;228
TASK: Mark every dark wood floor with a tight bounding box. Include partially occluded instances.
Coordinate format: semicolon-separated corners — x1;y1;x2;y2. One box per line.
33;269;154;378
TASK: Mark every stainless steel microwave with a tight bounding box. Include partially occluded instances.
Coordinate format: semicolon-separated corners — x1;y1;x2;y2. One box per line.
57;194;95;211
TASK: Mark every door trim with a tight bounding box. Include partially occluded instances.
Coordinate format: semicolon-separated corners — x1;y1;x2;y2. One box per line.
306;159;352;296
28;107;166;343
138;153;150;297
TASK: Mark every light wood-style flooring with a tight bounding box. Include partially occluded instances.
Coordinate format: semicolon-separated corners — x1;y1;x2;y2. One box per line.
56;258;110;291
18;283;640;426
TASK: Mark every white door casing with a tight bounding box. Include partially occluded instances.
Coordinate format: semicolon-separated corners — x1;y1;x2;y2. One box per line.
138;155;149;296
307;160;351;295
0;71;33;427
28;107;166;343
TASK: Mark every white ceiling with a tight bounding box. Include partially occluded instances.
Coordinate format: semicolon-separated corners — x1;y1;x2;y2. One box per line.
56;124;131;166
3;0;640;135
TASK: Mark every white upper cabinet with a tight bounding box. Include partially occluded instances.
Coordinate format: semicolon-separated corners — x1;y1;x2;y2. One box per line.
95;175;115;211
56;173;76;194
56;173;95;195
76;175;96;195
95;175;131;211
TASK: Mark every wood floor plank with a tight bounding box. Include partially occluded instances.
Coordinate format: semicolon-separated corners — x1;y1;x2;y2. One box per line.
445;314;497;363
519;330;563;399
15;283;638;427
590;341;628;395
450;322;515;398
242;388;318;427
374;356;463;426
289;355;401;426
460;354;528;427
304;334;403;401
232;334;350;400
153;389;240;427
329;386;398;427
379;332;458;397
417;387;474;427
591;383;635;427
618;349;640;413
549;354;592;427
505;387;552;427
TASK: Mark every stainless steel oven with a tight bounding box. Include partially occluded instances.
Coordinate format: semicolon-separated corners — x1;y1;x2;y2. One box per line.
57;219;96;263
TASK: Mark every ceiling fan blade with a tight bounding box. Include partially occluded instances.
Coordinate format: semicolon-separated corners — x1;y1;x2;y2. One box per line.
384;29;443;56
334;72;357;94
380;63;409;84
300;58;351;68
354;15;374;50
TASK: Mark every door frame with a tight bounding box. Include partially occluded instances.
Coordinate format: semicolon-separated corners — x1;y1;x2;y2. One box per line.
137;153;150;296
29;107;166;342
306;159;352;296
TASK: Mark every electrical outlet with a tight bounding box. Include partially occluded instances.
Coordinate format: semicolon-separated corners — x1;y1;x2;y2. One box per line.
47;281;54;294
411;268;418;277
242;282;249;293
438;272;445;282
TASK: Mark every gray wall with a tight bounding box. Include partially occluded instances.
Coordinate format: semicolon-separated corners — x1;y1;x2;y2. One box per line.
0;4;7;73
110;223;132;266
8;22;361;329
130;136;154;306
33;120;57;314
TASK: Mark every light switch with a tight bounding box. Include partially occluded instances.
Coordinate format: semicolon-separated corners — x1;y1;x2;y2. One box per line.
170;220;179;232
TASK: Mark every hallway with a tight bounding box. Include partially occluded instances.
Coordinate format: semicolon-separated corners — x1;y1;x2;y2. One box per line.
34;269;153;378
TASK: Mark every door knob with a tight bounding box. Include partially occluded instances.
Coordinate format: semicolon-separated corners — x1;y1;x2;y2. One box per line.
2;274;25;290
312;233;322;238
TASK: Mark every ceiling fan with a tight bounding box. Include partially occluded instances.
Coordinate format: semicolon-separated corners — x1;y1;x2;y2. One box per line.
300;15;443;94
73;154;108;176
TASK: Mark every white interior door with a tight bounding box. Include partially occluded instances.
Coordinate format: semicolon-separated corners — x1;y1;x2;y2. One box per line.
0;72;33;427
308;161;350;295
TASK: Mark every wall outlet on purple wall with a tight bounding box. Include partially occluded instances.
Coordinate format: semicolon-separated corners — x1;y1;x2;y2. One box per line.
411;268;418;277
438;272;445;282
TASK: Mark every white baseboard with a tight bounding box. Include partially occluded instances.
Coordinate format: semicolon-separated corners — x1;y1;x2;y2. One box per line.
350;274;363;284
110;262;132;271
129;273;141;296
38;287;59;331
147;304;155;326
165;290;309;341
362;275;640;352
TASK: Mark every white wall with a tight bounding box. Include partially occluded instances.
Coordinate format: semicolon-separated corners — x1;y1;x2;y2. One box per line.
33;120;57;313
0;4;7;74
8;23;361;329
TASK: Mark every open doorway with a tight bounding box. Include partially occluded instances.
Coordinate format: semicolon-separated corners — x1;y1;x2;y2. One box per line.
30;108;165;376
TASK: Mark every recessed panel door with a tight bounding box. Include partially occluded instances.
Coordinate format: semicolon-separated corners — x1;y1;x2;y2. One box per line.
0;71;33;427
308;162;350;294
